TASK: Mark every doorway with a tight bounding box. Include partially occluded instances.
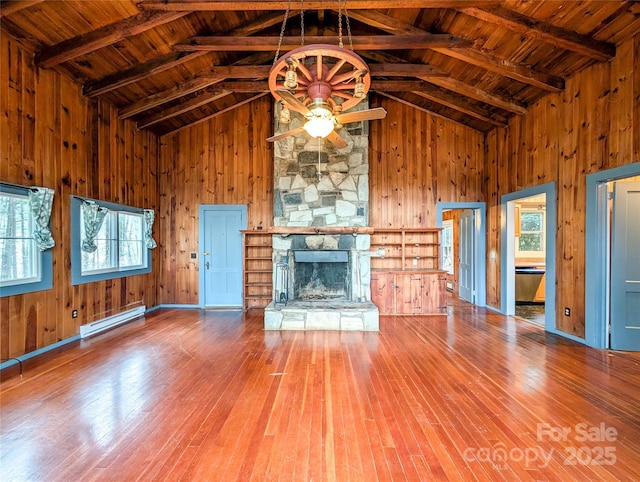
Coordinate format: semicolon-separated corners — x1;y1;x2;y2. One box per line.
198;205;247;308
511;193;547;325
585;163;640;349
501;183;556;333
437;202;486;307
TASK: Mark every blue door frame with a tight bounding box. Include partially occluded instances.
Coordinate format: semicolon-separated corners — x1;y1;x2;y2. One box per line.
501;183;561;338
586;162;640;348
436;202;486;308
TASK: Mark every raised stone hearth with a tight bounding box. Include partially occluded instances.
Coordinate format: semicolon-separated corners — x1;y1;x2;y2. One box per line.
265;301;379;331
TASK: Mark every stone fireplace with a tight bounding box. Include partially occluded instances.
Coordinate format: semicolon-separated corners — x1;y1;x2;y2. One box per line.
264;101;379;331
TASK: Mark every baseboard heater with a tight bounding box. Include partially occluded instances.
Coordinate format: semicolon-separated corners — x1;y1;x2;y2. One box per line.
80;305;146;339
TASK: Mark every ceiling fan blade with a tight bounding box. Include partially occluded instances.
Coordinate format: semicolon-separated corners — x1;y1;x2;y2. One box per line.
276;89;311;116
267;126;305;142
335;107;387;125
326;130;348;149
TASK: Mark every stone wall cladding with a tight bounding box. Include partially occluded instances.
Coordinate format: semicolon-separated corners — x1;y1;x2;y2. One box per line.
273;101;369;227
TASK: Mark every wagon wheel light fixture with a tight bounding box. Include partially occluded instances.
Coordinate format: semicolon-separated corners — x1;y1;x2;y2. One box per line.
266;0;386;147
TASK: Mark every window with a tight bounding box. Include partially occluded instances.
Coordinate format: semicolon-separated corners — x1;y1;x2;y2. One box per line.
71;197;154;285
0;185;53;297
516;207;545;257
441;220;454;274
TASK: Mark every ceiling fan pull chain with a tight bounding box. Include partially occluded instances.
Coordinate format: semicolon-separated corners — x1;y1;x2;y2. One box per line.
318;137;322;181
273;0;292;65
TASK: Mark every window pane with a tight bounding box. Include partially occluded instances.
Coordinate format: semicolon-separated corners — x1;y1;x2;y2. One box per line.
118;213;144;268
0;193;39;284
81;211;117;273
441;225;454;274
521;212;542;231
519;233;542;252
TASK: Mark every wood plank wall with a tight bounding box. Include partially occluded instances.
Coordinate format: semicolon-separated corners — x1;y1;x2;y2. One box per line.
485;34;640;337
157;98;274;304
157;96;485;305
369;99;485;228
0;36;159;359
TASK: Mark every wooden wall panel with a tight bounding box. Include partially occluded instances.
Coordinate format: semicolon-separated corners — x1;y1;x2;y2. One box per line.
485;34;639;338
158;96;484;305
157;97;274;305
0;36;159;359
369;98;485;228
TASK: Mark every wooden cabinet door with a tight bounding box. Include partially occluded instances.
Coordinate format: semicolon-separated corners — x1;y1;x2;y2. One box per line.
371;272;395;314
396;274;423;314
421;273;447;314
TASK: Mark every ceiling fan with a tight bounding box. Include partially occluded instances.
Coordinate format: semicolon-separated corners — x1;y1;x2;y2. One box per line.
267;44;387;149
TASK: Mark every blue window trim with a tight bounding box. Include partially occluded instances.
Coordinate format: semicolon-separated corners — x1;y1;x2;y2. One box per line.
0;183;53;297
70;196;152;286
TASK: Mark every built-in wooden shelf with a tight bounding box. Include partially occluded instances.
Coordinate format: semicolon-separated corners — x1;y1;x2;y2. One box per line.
242;230;273;311
369;228;446;315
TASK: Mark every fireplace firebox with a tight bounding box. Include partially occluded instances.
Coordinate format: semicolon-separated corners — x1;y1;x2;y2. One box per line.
292;250;350;301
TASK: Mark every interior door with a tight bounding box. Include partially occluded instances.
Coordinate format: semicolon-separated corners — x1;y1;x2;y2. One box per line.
202;207;245;307
459;210;474;302
610;182;640;350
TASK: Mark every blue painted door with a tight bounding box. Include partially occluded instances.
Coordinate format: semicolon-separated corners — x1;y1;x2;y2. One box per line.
459;210;474;302
610;182;640;350
203;207;244;307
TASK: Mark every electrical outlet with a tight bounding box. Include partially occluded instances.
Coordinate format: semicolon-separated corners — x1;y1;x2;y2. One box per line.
72;309;78;318
564;307;571;316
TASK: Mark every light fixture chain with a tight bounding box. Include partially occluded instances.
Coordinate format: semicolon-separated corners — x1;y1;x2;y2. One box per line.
300;0;304;45
273;0;292;65
344;1;353;51
338;0;343;48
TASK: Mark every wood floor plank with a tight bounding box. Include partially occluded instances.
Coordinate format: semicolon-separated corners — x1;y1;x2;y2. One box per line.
2;299;639;481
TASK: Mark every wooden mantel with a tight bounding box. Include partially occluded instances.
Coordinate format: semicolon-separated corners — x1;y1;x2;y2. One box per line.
249;227;375;235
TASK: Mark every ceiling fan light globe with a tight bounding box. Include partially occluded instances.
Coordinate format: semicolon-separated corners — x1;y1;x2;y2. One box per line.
304;117;334;138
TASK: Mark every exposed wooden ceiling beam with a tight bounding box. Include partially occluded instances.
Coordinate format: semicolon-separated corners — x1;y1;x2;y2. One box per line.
411;90;506;127
137;89;233;129
0;0;45;18
161;93;269;136
458;7;615;62
35;11;190;68
203;65;272;78
118;52;273;119
369;63;448;77
361;50;527;116
431;46;564;92
83;11;286;97
83;52;205;97
175;34;470;51
347;9;565;92
367;80;507;126
139;1;501;11
377;91;486;133
196;63;448;79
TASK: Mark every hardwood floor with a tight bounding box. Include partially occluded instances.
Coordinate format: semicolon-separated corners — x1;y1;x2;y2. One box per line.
2;301;639;481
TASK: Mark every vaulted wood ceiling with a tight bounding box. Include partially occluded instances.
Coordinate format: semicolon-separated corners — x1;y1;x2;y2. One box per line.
2;0;639;136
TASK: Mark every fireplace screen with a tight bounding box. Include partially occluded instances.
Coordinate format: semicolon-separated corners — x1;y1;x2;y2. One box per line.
292;250;350;301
